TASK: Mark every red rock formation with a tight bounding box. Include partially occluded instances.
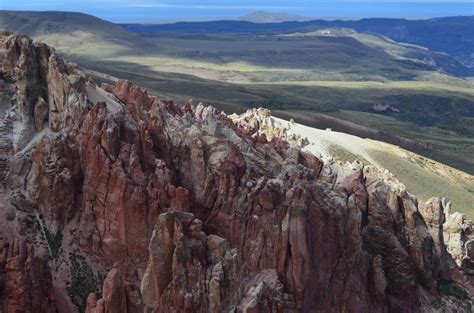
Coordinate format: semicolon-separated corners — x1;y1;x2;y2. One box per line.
0;238;56;313
0;32;473;313
86;267;142;313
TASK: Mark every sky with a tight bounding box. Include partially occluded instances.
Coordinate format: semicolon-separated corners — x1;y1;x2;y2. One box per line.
2;0;474;22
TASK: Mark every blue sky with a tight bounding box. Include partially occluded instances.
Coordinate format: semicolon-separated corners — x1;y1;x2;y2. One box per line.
2;1;473;22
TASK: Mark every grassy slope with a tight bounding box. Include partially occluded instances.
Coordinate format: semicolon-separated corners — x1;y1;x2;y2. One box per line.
329;110;474;159
0;10;153;57
126;32;447;82
0;10;144;42
274;117;474;218
329;139;474;219
371;148;474;219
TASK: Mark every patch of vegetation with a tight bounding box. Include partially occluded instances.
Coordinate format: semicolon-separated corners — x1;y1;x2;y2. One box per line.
68;253;103;313
328;144;369;165
437;279;471;302
34;214;63;259
328;110;474;174
44;228;63;259
370;150;474;219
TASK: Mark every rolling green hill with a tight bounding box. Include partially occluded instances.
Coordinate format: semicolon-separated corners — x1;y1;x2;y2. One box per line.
0;10;153;57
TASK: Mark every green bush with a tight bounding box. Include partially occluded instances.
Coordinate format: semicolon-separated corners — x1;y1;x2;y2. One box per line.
68;254;104;313
437;279;470;302
44;229;63;259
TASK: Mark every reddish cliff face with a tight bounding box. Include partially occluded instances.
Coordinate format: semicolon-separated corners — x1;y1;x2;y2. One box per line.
0;32;473;313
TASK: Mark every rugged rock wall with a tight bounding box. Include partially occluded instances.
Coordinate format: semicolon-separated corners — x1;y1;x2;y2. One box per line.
0;32;473;313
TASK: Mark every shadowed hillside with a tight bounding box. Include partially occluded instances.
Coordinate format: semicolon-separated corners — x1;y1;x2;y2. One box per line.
122;16;474;70
0;10;153;52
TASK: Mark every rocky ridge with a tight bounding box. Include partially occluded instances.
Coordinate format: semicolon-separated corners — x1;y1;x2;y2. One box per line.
0;32;473;312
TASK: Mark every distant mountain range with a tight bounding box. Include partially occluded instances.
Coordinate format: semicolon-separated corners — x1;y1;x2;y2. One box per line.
237;11;314;23
121;16;474;69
